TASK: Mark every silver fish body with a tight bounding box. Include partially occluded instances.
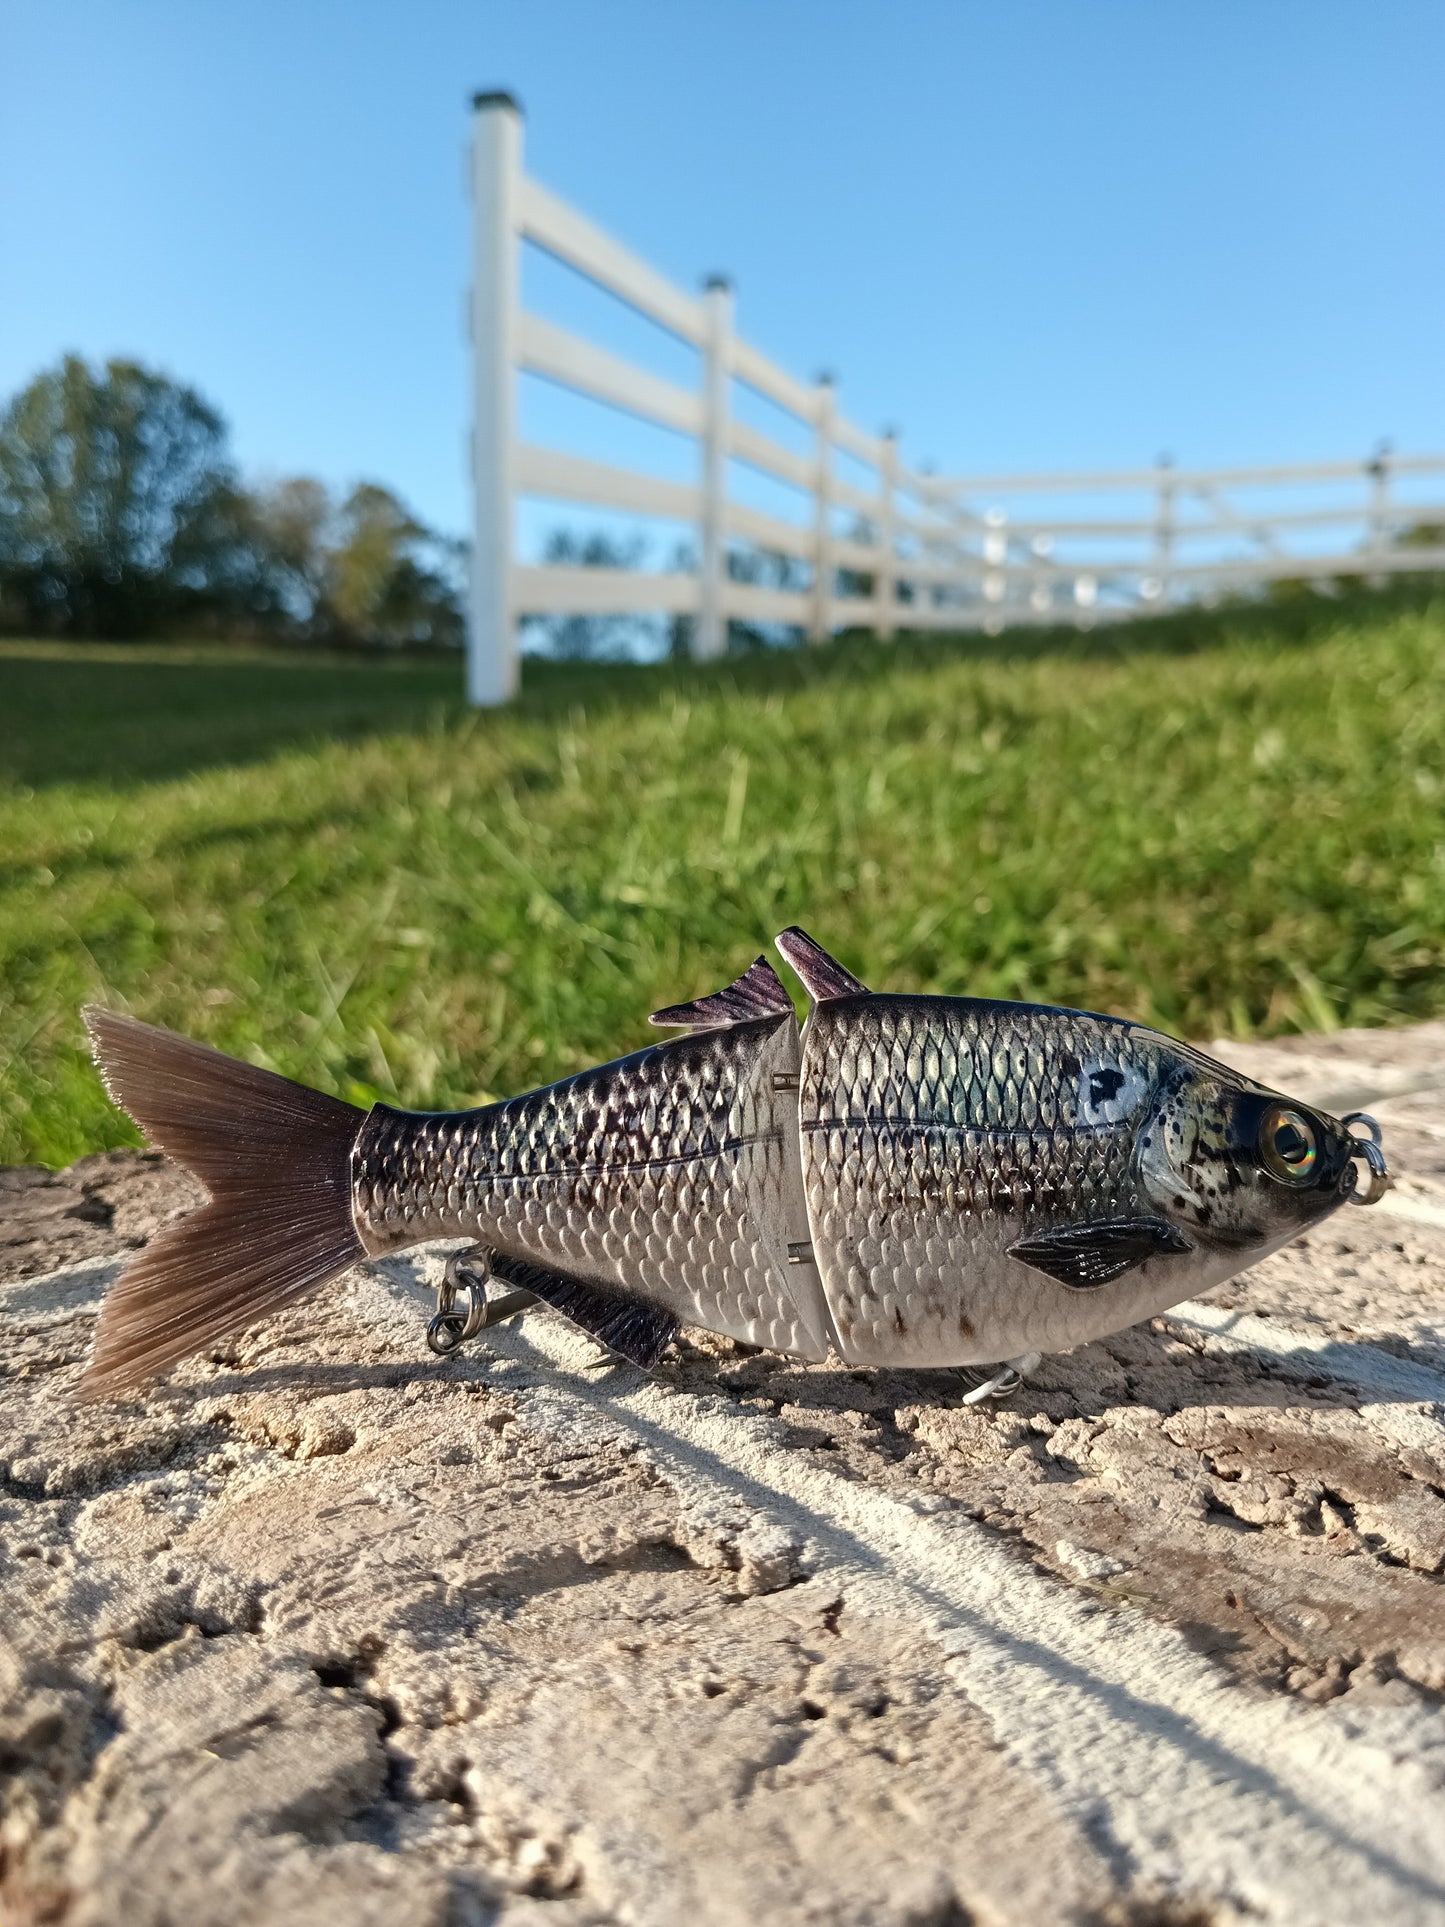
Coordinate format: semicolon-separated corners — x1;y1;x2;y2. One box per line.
79;927;1387;1399
347;937;1369;1370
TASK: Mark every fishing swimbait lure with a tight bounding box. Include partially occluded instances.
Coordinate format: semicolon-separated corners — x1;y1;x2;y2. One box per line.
81;928;1390;1400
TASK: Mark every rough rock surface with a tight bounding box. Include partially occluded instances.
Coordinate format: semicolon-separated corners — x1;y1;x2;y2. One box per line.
3;1026;1445;1925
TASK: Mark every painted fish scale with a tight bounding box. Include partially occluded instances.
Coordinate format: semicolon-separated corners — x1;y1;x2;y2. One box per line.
355;1014;830;1358
801;995;1172;1364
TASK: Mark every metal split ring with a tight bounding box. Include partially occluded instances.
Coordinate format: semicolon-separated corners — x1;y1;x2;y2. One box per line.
424;1247;541;1357
1341;1112;1391;1207
426;1248;491;1355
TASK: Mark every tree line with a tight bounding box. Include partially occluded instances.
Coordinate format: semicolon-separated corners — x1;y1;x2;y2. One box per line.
0;356;464;647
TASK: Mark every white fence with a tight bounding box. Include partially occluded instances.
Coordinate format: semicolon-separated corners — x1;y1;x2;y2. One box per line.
467;92;1445;705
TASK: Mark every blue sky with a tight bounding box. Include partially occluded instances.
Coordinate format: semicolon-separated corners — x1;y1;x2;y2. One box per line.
5;1;1442;543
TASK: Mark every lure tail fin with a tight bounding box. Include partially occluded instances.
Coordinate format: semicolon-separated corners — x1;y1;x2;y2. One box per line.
80;1009;367;1401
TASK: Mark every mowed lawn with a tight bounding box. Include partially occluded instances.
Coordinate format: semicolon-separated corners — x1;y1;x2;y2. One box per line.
3;591;1443;1168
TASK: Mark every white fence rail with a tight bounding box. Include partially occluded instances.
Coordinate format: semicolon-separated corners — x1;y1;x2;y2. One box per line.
468;92;1445;704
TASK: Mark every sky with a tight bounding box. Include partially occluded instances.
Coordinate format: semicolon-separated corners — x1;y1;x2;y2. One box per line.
4;1;1443;546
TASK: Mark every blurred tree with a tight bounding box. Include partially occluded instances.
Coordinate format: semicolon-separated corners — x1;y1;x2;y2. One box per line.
0;355;239;635
246;475;334;622
834;513;876;603
325;482;464;649
0;356;466;647
1397;519;1445;549
725;537;809;651
666;536;697;659
527;527;648;660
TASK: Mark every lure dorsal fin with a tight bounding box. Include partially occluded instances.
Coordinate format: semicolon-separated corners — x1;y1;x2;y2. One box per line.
649;955;794;1030
1008;1217;1194;1291
487;1252;677;1368
774;927;869;1002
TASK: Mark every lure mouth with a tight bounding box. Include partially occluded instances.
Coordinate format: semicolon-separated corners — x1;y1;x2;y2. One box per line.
1339;1111;1391;1207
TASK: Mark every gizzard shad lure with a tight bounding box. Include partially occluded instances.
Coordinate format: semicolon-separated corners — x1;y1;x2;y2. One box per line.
80;928;1390;1401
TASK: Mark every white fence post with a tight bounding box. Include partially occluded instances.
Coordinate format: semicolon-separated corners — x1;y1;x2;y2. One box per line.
1367;445;1392;578
877;430;898;639
1029;534;1053;613
810;376;835;643
917;562;940;624
1151;456;1175;606
696;275;733;660
983;509;1007;607
469;91;522;706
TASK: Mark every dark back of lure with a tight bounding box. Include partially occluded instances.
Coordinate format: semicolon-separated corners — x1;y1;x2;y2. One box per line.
80;928;1388;1398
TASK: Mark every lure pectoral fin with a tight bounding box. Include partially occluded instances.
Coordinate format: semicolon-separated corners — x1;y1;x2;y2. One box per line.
1007;1217;1196;1290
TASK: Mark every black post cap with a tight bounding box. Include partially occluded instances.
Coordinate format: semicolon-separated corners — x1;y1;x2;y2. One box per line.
472;90;522;114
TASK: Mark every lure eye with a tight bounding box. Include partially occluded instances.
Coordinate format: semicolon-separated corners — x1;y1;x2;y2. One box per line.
1259;1105;1318;1184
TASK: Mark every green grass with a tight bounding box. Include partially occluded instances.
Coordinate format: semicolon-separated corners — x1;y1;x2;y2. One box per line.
4;588;1444;1167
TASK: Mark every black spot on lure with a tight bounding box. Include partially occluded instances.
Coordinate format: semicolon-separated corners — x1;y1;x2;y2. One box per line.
80;928;1390;1399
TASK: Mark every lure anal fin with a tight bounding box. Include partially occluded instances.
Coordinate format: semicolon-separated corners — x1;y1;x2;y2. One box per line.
487;1252;679;1368
1008;1217;1194;1290
774;927;869;1001
649;955;794;1031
